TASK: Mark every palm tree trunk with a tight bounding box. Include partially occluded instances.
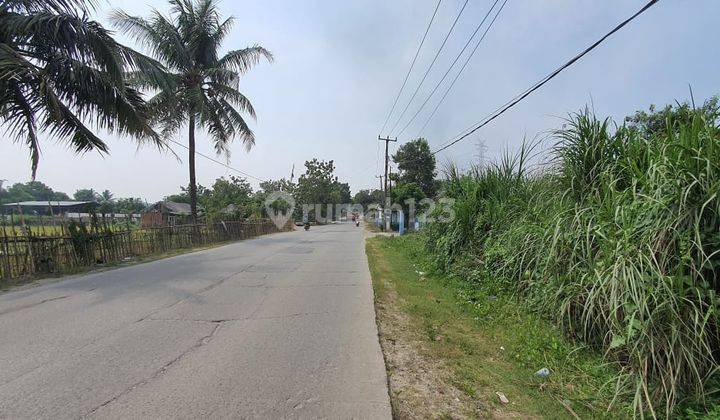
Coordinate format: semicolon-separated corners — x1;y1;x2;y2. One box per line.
188;114;197;223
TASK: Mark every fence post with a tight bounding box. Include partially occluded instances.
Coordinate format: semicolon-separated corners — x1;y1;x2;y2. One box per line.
16;205;35;276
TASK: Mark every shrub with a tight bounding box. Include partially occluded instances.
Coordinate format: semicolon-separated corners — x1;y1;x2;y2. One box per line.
424;100;720;417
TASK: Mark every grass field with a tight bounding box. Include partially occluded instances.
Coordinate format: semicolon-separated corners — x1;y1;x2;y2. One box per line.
366;234;629;419
0;223;136;237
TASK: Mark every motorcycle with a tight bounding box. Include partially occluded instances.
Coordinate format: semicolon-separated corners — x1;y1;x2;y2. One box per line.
304;222;310;231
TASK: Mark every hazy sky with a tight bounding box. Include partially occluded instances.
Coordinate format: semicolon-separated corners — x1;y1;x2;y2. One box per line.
1;0;718;201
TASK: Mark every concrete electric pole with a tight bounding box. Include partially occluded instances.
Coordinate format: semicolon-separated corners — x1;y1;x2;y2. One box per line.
378;136;397;231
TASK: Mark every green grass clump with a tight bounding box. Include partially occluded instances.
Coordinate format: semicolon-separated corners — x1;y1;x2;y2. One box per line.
367;235;625;418
424;98;720;417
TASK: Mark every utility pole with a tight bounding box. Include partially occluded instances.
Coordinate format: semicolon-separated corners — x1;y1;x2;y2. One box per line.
378;136;397;196
375;175;384;192
388;166;393;197
378;136;397;231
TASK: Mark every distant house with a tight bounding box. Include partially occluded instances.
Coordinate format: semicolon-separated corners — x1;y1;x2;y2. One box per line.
141;201;194;227
1;201;98;216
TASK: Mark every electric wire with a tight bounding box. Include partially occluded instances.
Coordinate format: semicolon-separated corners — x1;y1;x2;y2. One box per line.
397;0;508;138
378;0;443;136
415;0;509;138
167;138;267;182
432;0;661;155
387;0;470;136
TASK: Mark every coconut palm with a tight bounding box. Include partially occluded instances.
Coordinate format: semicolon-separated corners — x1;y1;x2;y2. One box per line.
0;0;165;178
111;0;273;220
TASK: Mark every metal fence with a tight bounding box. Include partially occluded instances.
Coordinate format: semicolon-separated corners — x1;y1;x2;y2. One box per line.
0;217;292;282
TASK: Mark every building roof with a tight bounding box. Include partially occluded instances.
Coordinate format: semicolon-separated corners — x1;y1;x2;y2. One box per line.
3;201;95;207
1;201;98;213
146;201;193;215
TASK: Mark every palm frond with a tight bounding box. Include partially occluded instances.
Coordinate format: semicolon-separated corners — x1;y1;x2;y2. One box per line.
199;96;232;156
207;81;256;119
218;98;255;150
147;90;185;137
117;44;175;91
218;46;273;74
38;78;108;153
3;81;40;177
109;9;190;71
205;66;238;88
2;0;94;15
211;16;234;48
4;10;127;82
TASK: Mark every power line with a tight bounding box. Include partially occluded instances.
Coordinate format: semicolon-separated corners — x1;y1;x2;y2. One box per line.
166;138;267;183
397;0;508;138
387;0;470;136
378;0;443;136
432;0;661;156
416;0;509;138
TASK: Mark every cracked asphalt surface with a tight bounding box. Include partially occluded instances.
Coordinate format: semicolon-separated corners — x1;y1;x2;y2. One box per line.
0;223;391;419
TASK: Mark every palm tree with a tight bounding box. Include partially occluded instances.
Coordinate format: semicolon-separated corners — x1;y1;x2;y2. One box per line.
100;189;114;202
112;0;273;221
0;0;165;178
98;189;115;215
73;188;99;201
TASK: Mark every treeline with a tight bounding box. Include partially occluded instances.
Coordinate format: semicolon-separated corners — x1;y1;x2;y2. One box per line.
167;158;354;222
0;182;146;214
421;96;720;417
1;157;357;221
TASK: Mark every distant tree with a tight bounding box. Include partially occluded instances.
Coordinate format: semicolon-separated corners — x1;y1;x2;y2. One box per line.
390;182;426;228
163;192;189;204
201;176;255;219
112;0;273;221
331;182;352;205
0;181;71;203
1;0;164;178
100;190;114;202
353;189;384;209
115;197;147;214
255;178;296;217
73;189;99;202
258;178;296;194
625;95;719;137
208;176;253;205
0;183;9;204
294;159;350;221
164;184;208;204
392;138;437;197
6;181;54;202
52;192;71;201
97;190;116;214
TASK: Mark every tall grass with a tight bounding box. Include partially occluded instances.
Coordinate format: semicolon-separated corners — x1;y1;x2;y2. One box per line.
425;104;720;417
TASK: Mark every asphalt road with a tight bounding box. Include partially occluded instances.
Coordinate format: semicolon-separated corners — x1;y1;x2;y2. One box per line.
0;223;391;419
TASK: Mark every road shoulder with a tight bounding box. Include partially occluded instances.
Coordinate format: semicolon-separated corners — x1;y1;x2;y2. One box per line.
365;235;627;419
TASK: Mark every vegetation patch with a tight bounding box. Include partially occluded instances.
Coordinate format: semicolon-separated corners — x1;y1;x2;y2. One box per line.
423;99;720;418
367;235;624;419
